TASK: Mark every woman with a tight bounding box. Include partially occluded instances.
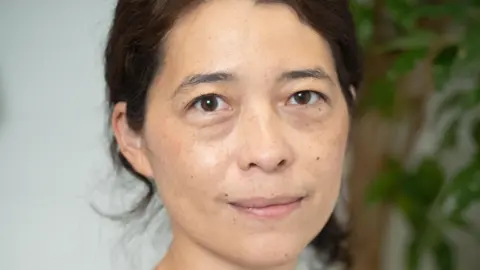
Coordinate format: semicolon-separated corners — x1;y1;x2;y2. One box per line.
105;0;362;269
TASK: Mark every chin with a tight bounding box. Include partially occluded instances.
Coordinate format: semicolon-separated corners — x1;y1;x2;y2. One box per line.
232;234;308;268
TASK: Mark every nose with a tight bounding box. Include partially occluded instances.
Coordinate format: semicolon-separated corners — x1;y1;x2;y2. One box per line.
236;109;294;173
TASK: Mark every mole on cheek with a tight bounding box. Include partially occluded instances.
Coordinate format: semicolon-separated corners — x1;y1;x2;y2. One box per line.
316;157;320;161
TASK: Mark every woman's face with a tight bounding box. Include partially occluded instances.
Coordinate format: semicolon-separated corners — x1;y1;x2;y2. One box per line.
115;0;350;268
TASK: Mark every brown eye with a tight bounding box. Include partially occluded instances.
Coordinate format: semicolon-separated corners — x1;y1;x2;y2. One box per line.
192;94;229;112
288;90;324;105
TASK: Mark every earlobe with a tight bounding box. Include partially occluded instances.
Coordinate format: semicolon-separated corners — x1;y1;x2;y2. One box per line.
111;102;154;178
349;85;356;101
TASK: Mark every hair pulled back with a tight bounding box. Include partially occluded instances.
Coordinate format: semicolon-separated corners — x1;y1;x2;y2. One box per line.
104;0;362;266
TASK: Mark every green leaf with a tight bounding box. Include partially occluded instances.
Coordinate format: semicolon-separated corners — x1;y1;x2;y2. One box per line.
439;118;460;150
436;92;468;119
386;0;417;30
448;162;479;193
366;158;405;204
433;45;459;91
436;88;480;120
382;30;437;52
434;65;450;91
397;194;429;231
365;77;396;117
448;162;480;216
350;1;373;46
365;172;399;204
413;158;445;205
448;211;468;227
434;45;459;67
448;212;480;243
432;237;455;270
394;158;444;231
462;87;480;108
459;17;480;68
389;48;428;79
407;237;423;270
412;4;466;21
473;118;480;147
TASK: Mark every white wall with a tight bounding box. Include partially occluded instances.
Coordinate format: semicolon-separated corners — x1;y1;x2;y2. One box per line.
0;1;128;269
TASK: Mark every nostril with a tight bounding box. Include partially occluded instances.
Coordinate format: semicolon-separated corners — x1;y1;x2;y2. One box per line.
247;159;286;169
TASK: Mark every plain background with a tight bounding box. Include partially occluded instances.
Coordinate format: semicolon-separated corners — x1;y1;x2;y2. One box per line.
0;1;478;270
0;1;128;269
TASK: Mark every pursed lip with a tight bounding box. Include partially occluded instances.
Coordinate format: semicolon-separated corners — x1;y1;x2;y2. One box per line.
228;196;305;219
229;196;304;208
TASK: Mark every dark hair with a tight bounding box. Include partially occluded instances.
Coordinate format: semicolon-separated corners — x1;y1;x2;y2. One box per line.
104;0;362;267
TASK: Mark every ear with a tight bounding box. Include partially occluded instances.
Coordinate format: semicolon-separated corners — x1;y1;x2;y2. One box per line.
349;85;357;101
111;102;154;179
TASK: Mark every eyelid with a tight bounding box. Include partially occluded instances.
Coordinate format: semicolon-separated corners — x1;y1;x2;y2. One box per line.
286;90;329;105
186;93;212;109
311;91;329;103
187;93;231;112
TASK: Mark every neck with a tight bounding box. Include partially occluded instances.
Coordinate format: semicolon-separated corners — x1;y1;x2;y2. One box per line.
155;228;298;270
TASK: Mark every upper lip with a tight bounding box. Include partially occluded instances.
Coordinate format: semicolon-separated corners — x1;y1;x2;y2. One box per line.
229;196;304;208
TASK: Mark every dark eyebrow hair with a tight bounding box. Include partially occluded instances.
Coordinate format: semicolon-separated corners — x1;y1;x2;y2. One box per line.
172;67;333;98
172;72;234;98
179;72;234;88
279;67;333;83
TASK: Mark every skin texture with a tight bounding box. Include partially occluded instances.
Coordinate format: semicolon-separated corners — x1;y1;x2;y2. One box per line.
112;1;351;270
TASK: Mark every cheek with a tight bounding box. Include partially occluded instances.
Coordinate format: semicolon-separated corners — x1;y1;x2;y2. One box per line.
316;127;348;174
145;126;227;215
306;115;349;201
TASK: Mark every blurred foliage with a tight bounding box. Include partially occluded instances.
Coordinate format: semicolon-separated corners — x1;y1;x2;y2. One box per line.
351;0;480;269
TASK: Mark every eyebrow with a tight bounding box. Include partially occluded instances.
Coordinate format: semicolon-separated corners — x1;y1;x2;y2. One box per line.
172;67;333;98
172;72;234;98
279;67;333;83
178;72;235;89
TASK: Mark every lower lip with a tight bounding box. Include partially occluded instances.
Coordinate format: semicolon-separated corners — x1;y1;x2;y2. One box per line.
230;199;303;219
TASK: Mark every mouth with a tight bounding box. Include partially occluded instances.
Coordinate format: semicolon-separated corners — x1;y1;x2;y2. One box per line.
228;196;304;219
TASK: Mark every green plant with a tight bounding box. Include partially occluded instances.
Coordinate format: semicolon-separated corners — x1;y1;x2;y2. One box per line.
348;1;480;270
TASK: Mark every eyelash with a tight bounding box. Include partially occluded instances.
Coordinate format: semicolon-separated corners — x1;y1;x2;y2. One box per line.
287;90;328;106
188;94;230;112
187;90;327;112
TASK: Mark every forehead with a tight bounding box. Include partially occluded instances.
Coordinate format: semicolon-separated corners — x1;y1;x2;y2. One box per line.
161;0;336;85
